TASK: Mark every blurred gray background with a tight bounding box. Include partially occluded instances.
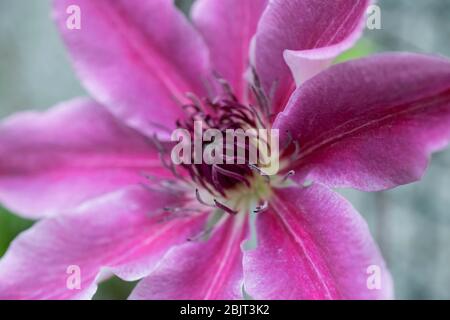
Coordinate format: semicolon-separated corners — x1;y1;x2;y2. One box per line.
0;0;449;299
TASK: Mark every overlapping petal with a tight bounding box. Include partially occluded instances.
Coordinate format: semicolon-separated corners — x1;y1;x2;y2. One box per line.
243;184;393;300
0;187;208;300
254;0;370;111
274;53;450;191
53;0;211;137
130;217;247;300
192;0;268;100
0;98;167;218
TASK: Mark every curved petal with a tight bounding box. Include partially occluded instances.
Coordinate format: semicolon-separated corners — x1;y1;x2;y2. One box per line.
243;184;393;300
53;0;211;137
0;187;208;300
254;0;370;111
0;98;168;219
130;217;247;300
274;53;450;191
192;0;267;100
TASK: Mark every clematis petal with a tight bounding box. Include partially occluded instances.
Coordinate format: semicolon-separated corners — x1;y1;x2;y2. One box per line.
274;53;450;191
254;0;370;111
243;184;393;300
130;217;247;300
0;98;168;219
0;186;208;300
192;0;268;100
53;0;211;137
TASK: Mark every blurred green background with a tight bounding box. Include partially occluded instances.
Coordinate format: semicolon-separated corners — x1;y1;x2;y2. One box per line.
0;0;449;299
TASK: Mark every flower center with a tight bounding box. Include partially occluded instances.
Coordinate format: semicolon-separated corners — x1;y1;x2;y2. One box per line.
176;92;267;197
152;74;297;215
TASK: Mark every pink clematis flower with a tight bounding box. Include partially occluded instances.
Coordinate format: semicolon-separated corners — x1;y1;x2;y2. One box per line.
0;0;449;300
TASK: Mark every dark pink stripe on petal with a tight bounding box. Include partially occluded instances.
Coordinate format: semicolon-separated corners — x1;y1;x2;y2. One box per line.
53;0;211;137
0;99;169;219
0;187;207;300
274;53;450;191
243;184;393;300
192;0;268;100
130;217;247;300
